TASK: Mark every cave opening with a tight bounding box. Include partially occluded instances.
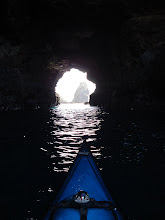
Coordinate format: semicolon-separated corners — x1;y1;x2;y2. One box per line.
55;68;96;105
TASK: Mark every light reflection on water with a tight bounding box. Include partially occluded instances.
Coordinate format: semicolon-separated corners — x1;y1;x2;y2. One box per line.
46;104;105;172
23;107;164;219
42;104;159;173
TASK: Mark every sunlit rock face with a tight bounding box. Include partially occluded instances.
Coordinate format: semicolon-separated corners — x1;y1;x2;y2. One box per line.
72;82;89;103
55;68;96;103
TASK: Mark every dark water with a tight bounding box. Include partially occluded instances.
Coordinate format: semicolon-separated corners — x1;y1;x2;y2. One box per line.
0;104;165;220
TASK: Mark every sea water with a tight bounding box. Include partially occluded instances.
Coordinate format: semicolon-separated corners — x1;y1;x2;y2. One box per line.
0;104;164;219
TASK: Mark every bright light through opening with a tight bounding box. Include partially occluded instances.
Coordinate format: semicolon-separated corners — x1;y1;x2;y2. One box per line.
55;68;96;103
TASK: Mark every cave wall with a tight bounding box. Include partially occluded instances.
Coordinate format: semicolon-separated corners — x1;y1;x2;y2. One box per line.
0;1;165;111
120;13;165;110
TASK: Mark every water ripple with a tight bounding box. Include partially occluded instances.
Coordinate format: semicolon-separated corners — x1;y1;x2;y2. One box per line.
45;104;103;172
42;104;165;173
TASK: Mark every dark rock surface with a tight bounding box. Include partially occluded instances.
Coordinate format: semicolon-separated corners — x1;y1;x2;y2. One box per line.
0;1;165;111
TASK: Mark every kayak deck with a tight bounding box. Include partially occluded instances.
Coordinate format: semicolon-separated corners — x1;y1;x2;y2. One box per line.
52;208;116;220
57;155;112;202
44;146;124;220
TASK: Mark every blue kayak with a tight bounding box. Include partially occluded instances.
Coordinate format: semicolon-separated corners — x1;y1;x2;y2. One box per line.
44;145;124;220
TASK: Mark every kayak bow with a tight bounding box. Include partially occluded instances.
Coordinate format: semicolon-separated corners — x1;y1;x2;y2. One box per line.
44;145;124;220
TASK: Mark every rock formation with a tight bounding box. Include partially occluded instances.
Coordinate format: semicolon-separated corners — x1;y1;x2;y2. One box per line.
0;1;165;111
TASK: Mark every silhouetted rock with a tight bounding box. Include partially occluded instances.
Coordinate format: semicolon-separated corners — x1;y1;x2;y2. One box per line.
72;82;89;103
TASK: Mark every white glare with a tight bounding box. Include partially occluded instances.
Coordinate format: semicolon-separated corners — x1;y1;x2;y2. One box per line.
55;68;96;103
58;103;90;110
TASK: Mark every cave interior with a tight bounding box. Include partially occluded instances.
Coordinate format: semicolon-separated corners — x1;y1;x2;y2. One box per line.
0;0;165;110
